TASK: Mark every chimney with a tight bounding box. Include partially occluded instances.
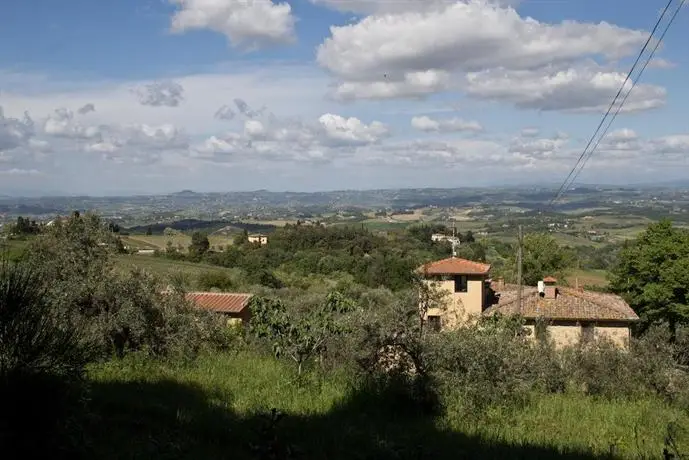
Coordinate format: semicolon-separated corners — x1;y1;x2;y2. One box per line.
543;276;557;299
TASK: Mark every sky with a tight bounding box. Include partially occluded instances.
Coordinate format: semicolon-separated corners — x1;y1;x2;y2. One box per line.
0;0;688;195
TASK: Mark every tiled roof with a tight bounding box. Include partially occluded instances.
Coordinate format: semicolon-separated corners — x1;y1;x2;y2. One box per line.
417;257;491;275
484;284;638;322
185;292;253;314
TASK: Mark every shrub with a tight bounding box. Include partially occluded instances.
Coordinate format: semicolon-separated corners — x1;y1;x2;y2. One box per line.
427;316;559;417
86;269;225;359
0;259;93;454
197;271;235;291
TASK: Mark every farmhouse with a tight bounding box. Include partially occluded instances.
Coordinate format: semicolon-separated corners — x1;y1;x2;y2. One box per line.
248;233;268;245
417;257;638;348
185;292;253;326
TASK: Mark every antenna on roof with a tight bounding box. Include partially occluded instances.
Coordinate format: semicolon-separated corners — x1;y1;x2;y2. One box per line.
451;217;457;258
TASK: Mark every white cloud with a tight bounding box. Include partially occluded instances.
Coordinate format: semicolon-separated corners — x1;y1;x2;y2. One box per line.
318;113;389;145
0;106;34;151
77;103;96;115
411;115;483;133
520;127;539;137
84;141;120;153
465;65;666;113
214;105;236;120
0;65;334;138
316;0;652;107
43;108;102;139
647;57;676;69
508;134;571;163
134;81;185;107
649;135;689;155
310;0;521;15
0;168;42;176
170;0;295;49
333;70;451;100
193;110;388;164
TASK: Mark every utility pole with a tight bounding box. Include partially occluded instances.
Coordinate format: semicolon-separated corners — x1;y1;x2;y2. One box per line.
517;224;523;311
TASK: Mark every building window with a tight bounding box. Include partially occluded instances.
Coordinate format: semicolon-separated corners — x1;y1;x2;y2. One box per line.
581;323;595;344
427;315;441;332
454;275;468;293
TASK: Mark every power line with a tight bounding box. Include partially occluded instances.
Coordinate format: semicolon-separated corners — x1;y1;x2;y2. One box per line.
564;0;686;190
548;0;679;207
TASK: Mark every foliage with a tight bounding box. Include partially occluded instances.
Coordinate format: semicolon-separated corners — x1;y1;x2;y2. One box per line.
197;270;235;291
24;213;226;359
8;215;41;236
610;220;689;334
157;224;446;292
250;292;357;374
188;231;210;260
428;315;562;416
511;232;574;285
79;350;689;460
0;259;93;454
560;329;686;401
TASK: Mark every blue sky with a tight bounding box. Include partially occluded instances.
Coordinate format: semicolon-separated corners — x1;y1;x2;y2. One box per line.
0;0;687;195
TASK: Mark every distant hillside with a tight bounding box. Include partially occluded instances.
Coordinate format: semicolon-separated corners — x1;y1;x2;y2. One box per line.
127;219;276;235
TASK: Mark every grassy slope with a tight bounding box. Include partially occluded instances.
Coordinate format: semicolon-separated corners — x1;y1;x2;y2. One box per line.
122;234;234;251
83;352;689;459
565;269;609;288
114;254;240;289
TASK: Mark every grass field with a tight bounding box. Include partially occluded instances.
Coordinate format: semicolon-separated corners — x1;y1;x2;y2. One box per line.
565;269;609;288
114;254;240;289
122;234;235;251
82;351;689;459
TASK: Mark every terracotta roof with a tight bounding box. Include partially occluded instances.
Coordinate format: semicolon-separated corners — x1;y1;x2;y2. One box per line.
484;284;638;322
185;292;253;314
417;257;491;275
543;276;558;283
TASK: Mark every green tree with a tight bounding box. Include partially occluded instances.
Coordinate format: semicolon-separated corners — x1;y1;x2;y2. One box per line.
145;226;153;236
610;220;689;335
511;233;573;286
0;258;92;453
233;229;249;246
249;292;356;375
188;231;210;259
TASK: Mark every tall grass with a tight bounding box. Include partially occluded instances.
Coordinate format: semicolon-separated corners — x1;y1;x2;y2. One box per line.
84;350;689;459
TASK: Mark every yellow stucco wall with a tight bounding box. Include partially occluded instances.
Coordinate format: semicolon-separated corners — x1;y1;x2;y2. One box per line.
423;276;485;329
547;325;583;348
595;325;630;348
527;323;631;349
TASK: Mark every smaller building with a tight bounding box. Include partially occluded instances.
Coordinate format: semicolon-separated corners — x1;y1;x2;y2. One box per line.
431;234;460;245
248;233;268;245
185;292;253;326
485;277;639;348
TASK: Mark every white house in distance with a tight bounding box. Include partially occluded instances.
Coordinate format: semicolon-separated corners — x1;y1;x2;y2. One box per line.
248;233;268;245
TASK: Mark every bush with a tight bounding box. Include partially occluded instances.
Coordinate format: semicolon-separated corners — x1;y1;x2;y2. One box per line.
0;259;93;454
197;271;235;291
86;269;227;359
561;328;687;401
427;316;560;417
